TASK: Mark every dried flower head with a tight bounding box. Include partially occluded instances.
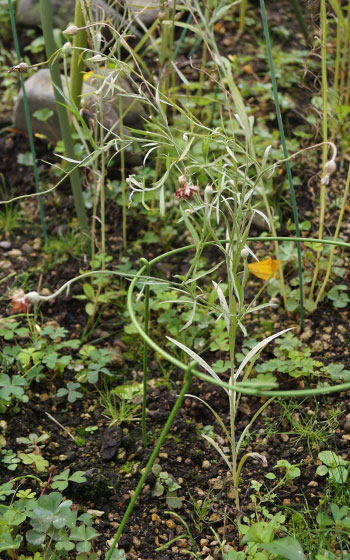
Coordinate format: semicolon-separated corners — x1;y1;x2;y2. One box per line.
175;184;199;200
7;62;29;73
11;289;29;313
10;290;41;313
321;159;337;186
175;175;199;200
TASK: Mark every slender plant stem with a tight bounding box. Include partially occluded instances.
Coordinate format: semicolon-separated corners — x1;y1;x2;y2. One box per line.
260;0;304;329
117;42;127;249
39;0;88;232
344;0;350;105
239;0;247;34
70;0;87;109
332;13;341;139
310;0;328;299
315;162;350;306
105;366;194;559
8;0;47;243
140;258;151;447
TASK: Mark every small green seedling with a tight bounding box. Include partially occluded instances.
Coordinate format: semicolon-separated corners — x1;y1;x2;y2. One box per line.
16;432;49;451
316;450;349;484
265;459;301;490
51;469;87;491
152;464;182;509
327;285;350;308
56;382;83;403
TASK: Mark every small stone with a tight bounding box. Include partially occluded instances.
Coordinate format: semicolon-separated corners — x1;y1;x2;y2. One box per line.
342;434;350;441
200;539;209;547
132;536;141;548
159;452;168;459
343;422;350;433
308;481;318;487
16;0;116;28
166;519;176;530
0;241;11;250
151;513;161;522
14;68;146;143
283;498;291;505
87;509;104;517
7;249;22;257
300;328;312;342
58;454;67;461
117;448;126;461
0;260;13;270
281;434;289;442
40;288;54;301
22;243;32;253
106;343;124;367
202;460;211;469
311;340;323;353
32;238;42;250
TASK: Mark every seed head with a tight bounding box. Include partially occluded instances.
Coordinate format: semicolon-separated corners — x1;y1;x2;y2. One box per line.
204;184;214;203
62;41;72;56
8;62;29;73
241;248;250;259
63;25;80;36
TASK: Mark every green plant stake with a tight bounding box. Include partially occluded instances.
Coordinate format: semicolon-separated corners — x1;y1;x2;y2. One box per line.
8;0;47;244
39;0;88;233
140;257;150;447
260;0;304;330
105;364;194;560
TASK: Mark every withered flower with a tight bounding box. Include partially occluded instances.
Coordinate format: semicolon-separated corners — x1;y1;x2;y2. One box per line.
11;289;29;313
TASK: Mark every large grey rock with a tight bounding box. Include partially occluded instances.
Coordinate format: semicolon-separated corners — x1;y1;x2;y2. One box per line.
13;68;146;144
16;0;116;28
16;0;179;29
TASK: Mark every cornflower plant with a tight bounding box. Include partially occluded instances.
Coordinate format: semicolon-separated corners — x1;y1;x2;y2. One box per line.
161;153;290;517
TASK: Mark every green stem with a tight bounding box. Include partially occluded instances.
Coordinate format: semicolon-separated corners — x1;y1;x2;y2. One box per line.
140;258;151;447
39;0;88;232
315;161;350;306
239;0;247;34
332;14;341;139
8;0;47;243
310;0;328;298
70;0;87;109
117;40;127;249
260;0;304;330
105;365;193;559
